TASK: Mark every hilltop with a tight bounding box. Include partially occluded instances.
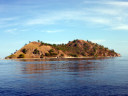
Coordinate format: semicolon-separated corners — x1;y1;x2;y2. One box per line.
6;39;120;59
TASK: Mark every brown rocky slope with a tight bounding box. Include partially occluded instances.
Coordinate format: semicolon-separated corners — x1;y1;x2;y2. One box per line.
6;39;120;59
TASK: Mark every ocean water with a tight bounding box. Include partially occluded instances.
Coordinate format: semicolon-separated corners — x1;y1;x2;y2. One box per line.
0;57;128;96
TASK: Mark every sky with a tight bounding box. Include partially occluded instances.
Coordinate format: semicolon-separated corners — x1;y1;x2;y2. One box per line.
0;0;128;58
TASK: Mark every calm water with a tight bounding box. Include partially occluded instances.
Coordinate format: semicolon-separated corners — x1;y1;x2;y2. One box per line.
0;57;128;96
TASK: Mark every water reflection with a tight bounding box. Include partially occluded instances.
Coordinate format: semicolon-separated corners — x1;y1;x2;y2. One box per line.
16;57;111;62
20;59;101;75
1;57;127;96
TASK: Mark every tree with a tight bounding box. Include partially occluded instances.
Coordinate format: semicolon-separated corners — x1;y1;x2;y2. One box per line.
61;54;64;57
38;40;40;43
33;49;40;54
22;48;27;54
40;54;44;58
81;52;86;56
40;41;44;46
49;49;54;53
45;53;50;56
18;54;25;58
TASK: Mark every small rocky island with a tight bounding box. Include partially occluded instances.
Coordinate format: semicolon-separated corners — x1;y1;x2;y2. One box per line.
6;39;120;59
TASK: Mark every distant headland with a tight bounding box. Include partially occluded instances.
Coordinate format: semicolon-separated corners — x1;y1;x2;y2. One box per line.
5;39;120;59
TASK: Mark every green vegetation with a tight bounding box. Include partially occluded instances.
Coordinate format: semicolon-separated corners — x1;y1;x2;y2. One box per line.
38;40;40;43
81;52;86;56
44;49;58;57
6;39;120;59
33;49;40;54
90;52;95;56
50;52;57;56
45;53;50;56
49;49;54;53
22;48;27;54
111;49;115;53
8;54;16;58
61;54;64;57
40;54;44;58
18;54;25;58
40;41;44;46
69;54;78;57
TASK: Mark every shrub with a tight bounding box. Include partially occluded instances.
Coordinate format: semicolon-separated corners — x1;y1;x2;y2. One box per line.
93;47;97;52
111;49;115;53
61;54;64;56
49;49;54;53
33;49;40;54
18;54;25;58
50;53;57;56
40;54;44;58
40;41;44;46
74;44;77;47
22;48;27;54
84;47;88;51
105;47;108;51
81;52;86;56
69;54;78;57
38;40;40;43
73;39;78;43
90;52;95;56
94;54;98;57
52;44;57;47
8;54;16;58
45;53;50;56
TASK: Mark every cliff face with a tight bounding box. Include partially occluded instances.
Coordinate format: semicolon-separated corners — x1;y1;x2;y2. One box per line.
6;39;120;59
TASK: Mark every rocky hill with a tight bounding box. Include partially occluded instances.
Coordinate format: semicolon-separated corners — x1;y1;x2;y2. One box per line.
6;39;120;59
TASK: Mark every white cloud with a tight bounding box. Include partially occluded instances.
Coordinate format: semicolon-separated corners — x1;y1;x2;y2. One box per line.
113;25;128;30
45;41;68;44
41;30;63;33
86;17;110;24
84;0;128;7
2;0;128;32
5;28;18;34
106;1;128;6
26;11;86;25
92;8;118;15
4;28;27;34
120;41;128;43
0;17;18;22
26;18;55;25
91;40;106;43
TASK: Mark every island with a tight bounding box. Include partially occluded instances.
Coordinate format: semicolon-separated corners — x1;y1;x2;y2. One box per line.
5;39;120;59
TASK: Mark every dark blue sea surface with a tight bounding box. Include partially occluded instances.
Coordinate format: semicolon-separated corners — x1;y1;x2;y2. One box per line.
0;57;128;96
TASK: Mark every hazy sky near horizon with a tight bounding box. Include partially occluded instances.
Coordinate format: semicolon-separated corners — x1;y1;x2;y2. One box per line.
0;0;128;58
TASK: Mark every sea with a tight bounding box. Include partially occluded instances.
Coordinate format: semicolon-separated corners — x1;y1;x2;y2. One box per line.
0;57;128;96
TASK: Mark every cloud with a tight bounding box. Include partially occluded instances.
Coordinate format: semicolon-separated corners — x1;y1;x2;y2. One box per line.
84;0;128;7
26;18;56;25
26;11;86;25
42;30;63;33
86;17;110;24
5;28;18;34
113;25;128;30
4;28;27;35
2;0;128;33
45;41;68;44
0;17;17;21
91;40;106;43
106;1;128;6
25;8;128;31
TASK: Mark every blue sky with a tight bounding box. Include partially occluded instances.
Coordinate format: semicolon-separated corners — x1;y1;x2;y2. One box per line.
0;0;128;58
